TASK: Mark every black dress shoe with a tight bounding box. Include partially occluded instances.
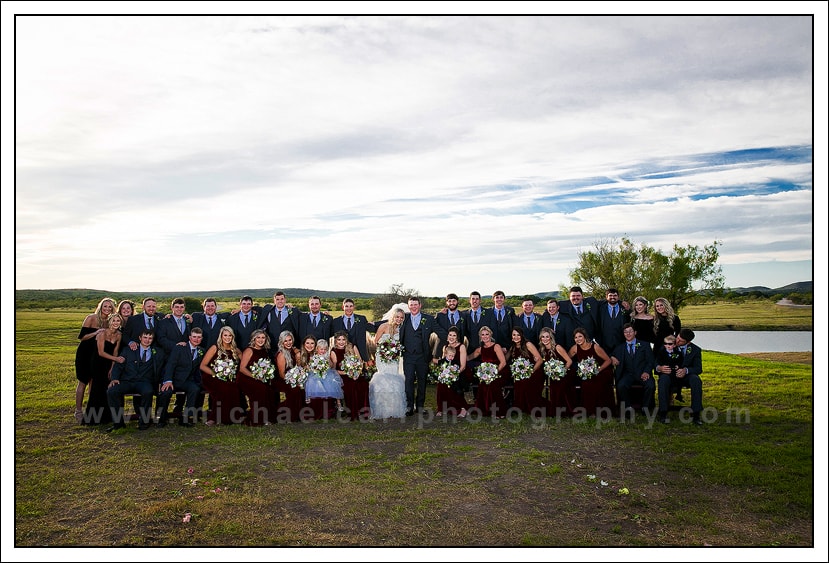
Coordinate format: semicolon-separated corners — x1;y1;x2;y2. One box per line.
138;422;151;430
658;416;669;425
106;423;126;433
692;417;703;426
178;421;195;428
156;420;167;428
405;409;414;417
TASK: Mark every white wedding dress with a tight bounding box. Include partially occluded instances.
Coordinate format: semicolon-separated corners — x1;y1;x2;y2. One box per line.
369;332;407;419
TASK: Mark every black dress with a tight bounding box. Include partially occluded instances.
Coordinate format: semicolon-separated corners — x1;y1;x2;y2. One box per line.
83;339;116;424
74;326;98;384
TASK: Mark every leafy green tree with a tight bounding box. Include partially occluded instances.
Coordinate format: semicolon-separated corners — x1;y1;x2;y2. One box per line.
569;237;725;312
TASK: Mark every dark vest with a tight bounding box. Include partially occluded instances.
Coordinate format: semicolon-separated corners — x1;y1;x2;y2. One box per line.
403;320;425;359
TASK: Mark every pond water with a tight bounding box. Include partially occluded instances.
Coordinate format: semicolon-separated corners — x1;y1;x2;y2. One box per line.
691;331;812;353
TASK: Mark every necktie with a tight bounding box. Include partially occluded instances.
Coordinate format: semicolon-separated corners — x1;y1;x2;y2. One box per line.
347;317;352;330
142;349;149;362
244;313;249;327
450;313;456;325
628;344;634;355
279;309;285;323
192;348;198;361
208;315;214;328
497;310;502;322
177;317;184;333
473;310;478;323
577;306;582;315
313;315;318;327
612;305;617;318
147;316;154;329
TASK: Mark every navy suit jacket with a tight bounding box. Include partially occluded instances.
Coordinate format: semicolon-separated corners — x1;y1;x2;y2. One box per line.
399;313;437;361
513;312;542;346
462;308;489;351
679;343;703;377
122;313;164;348
558;297;599;342
596;300;630;353
156;316;191;355
486;306;514;349
331;314;373;361
228;310;260;349
258;305;300;347
164;344;204;388
190;311;231;350
540;312;574;350
434;310;466;354
111;345;166;387
612;340;655;384
298;311;334;343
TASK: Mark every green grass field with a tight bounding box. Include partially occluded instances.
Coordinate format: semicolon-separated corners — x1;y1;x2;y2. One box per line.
13;310;815;547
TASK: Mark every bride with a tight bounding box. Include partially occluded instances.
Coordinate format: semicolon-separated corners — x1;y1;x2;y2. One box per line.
369;303;409;419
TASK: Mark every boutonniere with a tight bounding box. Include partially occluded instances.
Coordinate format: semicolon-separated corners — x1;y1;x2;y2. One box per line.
220;318;226;325
354;317;362;324
585;303;591;311
251;313;258;323
152;348;157;356
197;349;204;357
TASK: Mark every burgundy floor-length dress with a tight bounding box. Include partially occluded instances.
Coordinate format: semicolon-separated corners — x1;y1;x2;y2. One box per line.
202;351;242;424
238;347;280;425
474;344;507;417
574;343;616;417
337;348;369;421
435;352;469;415
511;348;545;416
543;347;575;417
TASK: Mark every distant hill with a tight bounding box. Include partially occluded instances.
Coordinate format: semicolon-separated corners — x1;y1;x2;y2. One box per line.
728;281;812;294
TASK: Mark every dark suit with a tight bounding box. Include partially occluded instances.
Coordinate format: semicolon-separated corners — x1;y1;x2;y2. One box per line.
122;313;163;348
228;310;259;349
487;306;514;349
540;312;574;350
298;311;333;343
161;344;204;420
190;311;231;351
658;343;703;416
596;301;630;353
331;314;373;361
612;339;656;411
107;345;168;425
434;309;466;355
558;297;599;342
399;312;436;411
513;312;542;345
463;307;489;353
155;315;191;355
258;305;300;347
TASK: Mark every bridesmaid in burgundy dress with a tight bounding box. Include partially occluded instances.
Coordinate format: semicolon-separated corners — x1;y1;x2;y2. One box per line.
468;325;507;418
507;327;544;416
333;331;368;421
275;330;304;423
199;326;243;425
238;329;279;425
569;327;614;417
435;327;470;418
537;327;573;417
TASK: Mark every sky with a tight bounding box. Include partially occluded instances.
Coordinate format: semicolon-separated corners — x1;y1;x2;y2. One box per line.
3;5;827;561
7;9;826;300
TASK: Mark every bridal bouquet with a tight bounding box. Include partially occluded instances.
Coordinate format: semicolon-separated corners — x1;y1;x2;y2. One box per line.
427;361;442;384
308;354;330;378
510;357;534;381
437;363;461;385
577;357;599;380
251;357;276;383
476;362;499;384
285;365;308;389
212;358;237;382
543;358;567;382
376;338;404;362
341;354;363;380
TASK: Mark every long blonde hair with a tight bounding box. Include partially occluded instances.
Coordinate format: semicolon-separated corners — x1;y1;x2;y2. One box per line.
653;298;676;334
216;326;240;363
94;298;117;328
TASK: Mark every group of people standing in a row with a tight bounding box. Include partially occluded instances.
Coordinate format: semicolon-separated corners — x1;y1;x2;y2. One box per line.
73;286;704;430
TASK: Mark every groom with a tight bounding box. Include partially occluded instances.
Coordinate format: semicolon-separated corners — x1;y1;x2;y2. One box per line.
399;295;437;416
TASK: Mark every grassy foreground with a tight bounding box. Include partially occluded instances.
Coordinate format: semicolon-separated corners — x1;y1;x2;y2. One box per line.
14;311;814;547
